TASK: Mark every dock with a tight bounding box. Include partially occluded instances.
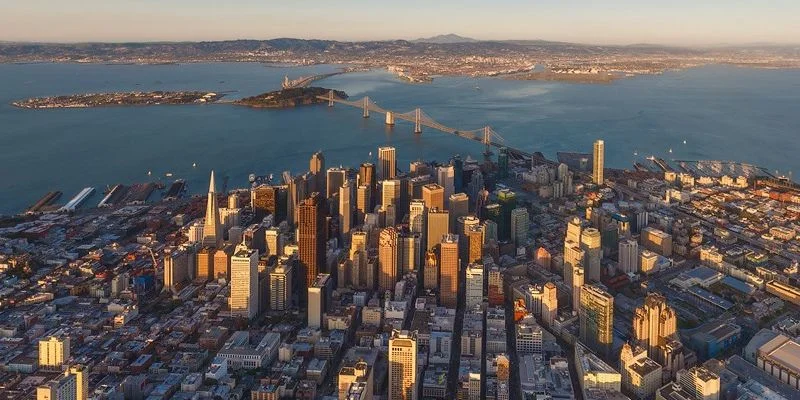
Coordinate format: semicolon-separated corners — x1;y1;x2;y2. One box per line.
164;180;186;201
60;187;95;211
98;184;128;207
27;191;62;213
122;183;156;204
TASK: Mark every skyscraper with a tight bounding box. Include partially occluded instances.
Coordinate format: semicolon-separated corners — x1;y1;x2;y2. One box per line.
310;151;325;193
308;273;331;329
593;139;604;185
566;217;582;243
389;330;418;400
426;208;449;252
269;259;293;311
37;367;84;400
510;207;530;247
632;293;677;356
422;183;445;211
326;167;347;199
339;179;353;241
195;246;214;282
39;336;70;370
619;239;639;274
571;264;585;314
497;189;517;241
298;193;326;287
581;228;602;282
230;241;258;319
436;165;455;202
439;233;460;308
448;192;469;228
381;179;401;225
466;225;484;264
202;170;222;247
465;263;484;309
579;284;614;358
423;250;439;290
356;184;371;223
378;146;397;180
542;282;558;327
677;366;721;400
409;199;426;235
378;227;400;293
359;162;376;209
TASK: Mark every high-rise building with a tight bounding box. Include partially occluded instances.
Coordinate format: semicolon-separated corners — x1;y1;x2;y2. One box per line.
439;234;460;308
202;170;222;247
389;330;418;400
436;165;455;202
676;366;720;400
213;244;234;281
593;139;604;185
542;282;558;327
356;184;371;224
632;293;677;357
196;246;214;282
269;258;293;311
69;365;88;400
448;193;469;227
466;225;484;264
564;241;585;310
298;193;326;287
579;284;614;358
510;207;530;247
571;264;585;313
230;241;258;319
310;151;325;193
566;217;582;243
163;248;190;292
465;263;484;309
619;239;639;274
251;184;288;222
620;344;663;400
378;227;400;293
381;179;401;226
487;264;504;306
326;167;347;199
339;179;353;241
308;273;331;329
581;228;602;282
423;250;438;290
399;231;421;273
265;227;283;258
37;366;86;400
359;162;376;209
378;146;397;180
39;336;70;369
427;208;450;252
422;183;445;211
409;199;426;234
497;189;517;241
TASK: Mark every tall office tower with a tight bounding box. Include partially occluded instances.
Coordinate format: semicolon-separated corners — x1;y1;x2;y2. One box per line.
498;148;509;178
269;259;293;311
439;234;460;308
298;193;326;287
677;366;721;400
618;239;639;274
466;225;484;264
326;167;347;199
426;208;450;251
378;227;400;293
339;179;353;241
350;230;368;259
566;216;582;243
571;264;585;313
213;244;234;281
163;249;189;292
359;162;377;208
287;174;308;225
195;246;214;282
309;151;325;193
632;293;677;356
593;139;604;185
451;155;464;192
465;263;484;309
409;199;426;234
422;183;445;211
308;273;331;329
399;231;421;273
482;219;498;244
475;188;489;219
510;207;530;247
378;146;397;180
243;224;266;254
563;241;584;297
389;330;418;400
37;369;81;400
381;179;401;218
467;171;484;201
448;193;469;227
227;193;239;209
497;189;517;241
39;336;70;369
557;163;569;181
581;228;602;282
356;184;371;224
69;365;88;400
579;284;614;358
487;264;504;306
620;344;662;400
423;250;439;290
436;165;455;202
202;170;222;247
265;227;282;257
408;175;433;201
542;282;558;327
409;160;429;176
457;215;480;263
229;241;258;319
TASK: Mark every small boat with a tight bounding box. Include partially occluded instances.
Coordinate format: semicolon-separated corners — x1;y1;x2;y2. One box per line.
668;148;673;153
683;140;687;144
166;172;173;177
147;171;152;176
633;151;638;156
192;162;197;168
475;86;481;90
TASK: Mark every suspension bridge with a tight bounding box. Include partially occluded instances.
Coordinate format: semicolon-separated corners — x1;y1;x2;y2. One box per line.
317;90;555;166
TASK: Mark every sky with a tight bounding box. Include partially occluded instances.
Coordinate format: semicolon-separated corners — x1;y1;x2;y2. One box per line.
1;0;799;46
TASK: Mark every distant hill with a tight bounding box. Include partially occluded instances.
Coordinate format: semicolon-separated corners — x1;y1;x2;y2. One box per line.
413;34;478;44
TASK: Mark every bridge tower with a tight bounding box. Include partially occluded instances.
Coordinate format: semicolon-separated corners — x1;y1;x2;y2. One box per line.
414;108;422;134
385;111;395;126
328;90;335;107
483;126;494;158
363;97;370;118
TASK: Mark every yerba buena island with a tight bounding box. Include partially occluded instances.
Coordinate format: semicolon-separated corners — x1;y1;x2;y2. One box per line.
1;3;800;400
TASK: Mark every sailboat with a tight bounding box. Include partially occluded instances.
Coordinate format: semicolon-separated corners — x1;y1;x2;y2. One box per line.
192;162;197;168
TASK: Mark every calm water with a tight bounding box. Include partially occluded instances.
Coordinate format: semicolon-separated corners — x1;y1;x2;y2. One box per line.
1;63;799;214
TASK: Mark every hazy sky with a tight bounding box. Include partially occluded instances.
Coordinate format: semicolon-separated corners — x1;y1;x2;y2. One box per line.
2;0;799;45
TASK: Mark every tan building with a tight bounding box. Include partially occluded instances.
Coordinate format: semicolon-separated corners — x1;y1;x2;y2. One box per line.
379;227;400;293
593;139;604;185
632;293;677;358
581;228;602;282
423;250;439;290
229;241;258;319
196;246;214;282
676;366;720;400
439;234;460;308
756;333;800;390
202;171;222;247
389;330;418;400
620;344;663;400
466;225;484;264
378;146;397;180
427;208;450;252
579;284;614;358
542;282;558;328
422;184;445;211
213;243;234;281
641;227;673;257
39;336;70;370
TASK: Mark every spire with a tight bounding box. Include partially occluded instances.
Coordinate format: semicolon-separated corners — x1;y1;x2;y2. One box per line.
208;170;216;194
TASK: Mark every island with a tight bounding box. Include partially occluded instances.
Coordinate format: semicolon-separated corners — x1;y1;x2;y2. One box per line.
234;87;347;109
506;69;621;84
12;91;223;109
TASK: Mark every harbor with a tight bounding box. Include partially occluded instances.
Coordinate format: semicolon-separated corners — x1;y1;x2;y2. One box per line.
60;187;95;211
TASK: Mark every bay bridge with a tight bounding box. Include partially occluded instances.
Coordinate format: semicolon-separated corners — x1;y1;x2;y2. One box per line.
316;90;556;166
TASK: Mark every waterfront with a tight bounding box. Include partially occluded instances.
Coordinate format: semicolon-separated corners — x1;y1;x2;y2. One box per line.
1;62;799;214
